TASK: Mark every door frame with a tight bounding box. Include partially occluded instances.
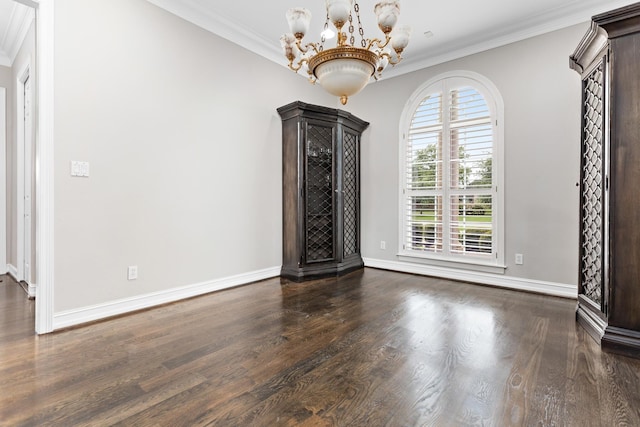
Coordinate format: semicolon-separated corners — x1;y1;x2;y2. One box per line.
16;60;33;295
0;87;6;275
34;0;55;334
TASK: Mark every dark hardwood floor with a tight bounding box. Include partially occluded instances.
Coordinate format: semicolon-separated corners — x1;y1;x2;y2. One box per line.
1;270;639;426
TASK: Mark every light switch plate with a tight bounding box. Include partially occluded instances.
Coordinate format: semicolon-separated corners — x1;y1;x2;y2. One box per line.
71;161;90;177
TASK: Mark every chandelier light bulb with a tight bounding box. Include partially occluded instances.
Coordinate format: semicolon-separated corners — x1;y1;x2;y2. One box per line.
321;28;336;40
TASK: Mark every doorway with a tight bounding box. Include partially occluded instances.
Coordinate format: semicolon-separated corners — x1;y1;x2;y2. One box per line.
1;0;42;321
1;0;61;334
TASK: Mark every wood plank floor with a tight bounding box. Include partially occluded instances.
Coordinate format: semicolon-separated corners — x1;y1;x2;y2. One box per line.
1;270;639;426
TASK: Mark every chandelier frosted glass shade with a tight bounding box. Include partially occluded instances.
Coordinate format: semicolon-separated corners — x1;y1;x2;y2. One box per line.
281;0;410;104
374;1;400;33
326;0;352;29
391;25;411;53
286;8;311;39
309;47;377;105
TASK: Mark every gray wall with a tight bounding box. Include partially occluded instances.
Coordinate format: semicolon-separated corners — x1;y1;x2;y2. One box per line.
0;66;10;106
51;0;587;320
53;0;332;313
347;23;587;288
0;66;10;87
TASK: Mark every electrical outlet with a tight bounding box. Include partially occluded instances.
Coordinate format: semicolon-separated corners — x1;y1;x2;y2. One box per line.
127;265;138;280
380;241;386;250
515;254;524;265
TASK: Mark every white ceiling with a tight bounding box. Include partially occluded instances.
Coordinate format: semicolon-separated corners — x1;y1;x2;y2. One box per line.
0;0;637;73
146;0;637;80
0;0;33;67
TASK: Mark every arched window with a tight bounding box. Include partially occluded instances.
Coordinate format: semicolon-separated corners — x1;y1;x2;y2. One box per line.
399;72;504;267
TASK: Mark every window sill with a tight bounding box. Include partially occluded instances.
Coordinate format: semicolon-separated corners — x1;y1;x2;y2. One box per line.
397;251;507;275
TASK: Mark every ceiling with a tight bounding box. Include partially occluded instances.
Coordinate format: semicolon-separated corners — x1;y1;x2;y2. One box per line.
146;0;636;80
0;0;33;67
0;0;637;73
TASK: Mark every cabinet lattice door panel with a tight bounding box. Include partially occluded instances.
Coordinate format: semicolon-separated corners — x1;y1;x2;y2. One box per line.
343;131;359;257
306;124;334;262
278;101;369;282
580;62;605;307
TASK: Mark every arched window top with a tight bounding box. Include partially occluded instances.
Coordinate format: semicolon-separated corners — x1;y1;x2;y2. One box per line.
402;71;503;130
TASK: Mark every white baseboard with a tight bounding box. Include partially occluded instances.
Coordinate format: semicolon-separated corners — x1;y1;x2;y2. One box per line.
363;257;577;299
7;264;18;281
53;266;281;331
4;264;35;297
26;282;36;298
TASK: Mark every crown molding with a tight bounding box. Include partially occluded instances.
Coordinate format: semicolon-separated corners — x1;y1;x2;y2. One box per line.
382;0;637;80
145;0;282;64
569;21;608;74
15;0;39;8
146;0;636;82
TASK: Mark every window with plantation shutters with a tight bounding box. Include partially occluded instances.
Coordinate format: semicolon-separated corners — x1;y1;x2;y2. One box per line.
401;74;503;266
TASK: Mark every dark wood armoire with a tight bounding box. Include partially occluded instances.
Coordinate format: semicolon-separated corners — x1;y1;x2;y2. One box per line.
570;3;640;358
278;101;369;282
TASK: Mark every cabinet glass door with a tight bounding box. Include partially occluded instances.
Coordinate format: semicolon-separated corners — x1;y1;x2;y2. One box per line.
305;123;334;262
343;131;359;257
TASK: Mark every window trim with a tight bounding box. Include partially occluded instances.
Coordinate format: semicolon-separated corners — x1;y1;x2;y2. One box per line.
398;70;505;269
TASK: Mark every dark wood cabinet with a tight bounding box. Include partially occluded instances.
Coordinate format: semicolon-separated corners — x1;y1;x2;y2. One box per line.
570;3;640;358
278;101;369;281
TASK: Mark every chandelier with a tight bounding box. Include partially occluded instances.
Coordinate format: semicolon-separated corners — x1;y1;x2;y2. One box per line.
281;0;411;105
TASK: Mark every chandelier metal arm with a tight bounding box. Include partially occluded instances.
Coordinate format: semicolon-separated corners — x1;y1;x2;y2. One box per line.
287;56;310;73
295;39;321;55
378;50;403;66
365;36;391;51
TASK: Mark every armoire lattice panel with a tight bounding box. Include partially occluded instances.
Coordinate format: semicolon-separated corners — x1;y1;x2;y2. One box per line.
306;124;334;262
343;132;358;257
580;62;605;306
